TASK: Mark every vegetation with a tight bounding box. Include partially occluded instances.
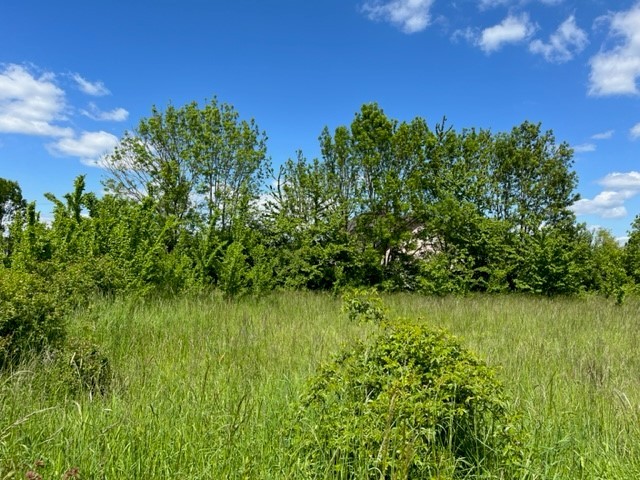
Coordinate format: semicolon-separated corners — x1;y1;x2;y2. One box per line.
0;294;639;478
1;99;636;307
2;98;640;477
289;321;524;478
0;268;66;368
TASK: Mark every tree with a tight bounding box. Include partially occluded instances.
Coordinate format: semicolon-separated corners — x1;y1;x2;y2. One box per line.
590;228;627;301
104;104;194;222
103;99;268;237
624;215;640;284
0;178;25;234
489;122;579;235
182;99;268;233
44;175;97;261
267;152;360;289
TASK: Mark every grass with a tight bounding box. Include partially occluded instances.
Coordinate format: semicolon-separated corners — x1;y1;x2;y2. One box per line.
387;294;640;478
1;292;639;478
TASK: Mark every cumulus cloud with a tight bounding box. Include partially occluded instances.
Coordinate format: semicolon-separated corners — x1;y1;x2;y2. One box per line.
81;102;129;121
588;3;640;96
571;190;633;218
529;15;588;63
0;64;73;137
0;63;126;166
600;171;640;190
362;0;435;34
72;73;110;96
631;123;640;139
573;143;596;153
47;130;119;166
592;130;614;140
573;171;640;219
479;13;536;53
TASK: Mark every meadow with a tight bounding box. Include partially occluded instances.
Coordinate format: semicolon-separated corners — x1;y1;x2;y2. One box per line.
1;293;639;479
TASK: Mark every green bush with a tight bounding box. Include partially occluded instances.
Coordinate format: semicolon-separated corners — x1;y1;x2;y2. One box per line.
219;242;248;300
341;287;387;324
0;268;66;368
288;322;524;479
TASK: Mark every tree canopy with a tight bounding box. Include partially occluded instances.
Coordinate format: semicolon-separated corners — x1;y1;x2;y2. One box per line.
0;100;634;300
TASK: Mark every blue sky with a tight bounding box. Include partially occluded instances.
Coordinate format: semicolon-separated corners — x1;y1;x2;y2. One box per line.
1;0;639;239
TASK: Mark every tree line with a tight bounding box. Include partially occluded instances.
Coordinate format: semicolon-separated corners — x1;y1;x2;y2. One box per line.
2;99;639;304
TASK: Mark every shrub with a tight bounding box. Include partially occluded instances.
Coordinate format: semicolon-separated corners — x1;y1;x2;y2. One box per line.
341;288;387;324
0;268;66;368
288;322;524;479
219;242;248;300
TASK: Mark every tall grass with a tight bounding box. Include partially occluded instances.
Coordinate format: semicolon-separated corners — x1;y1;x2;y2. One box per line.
1;292;639;478
387;294;640;478
0;292;368;479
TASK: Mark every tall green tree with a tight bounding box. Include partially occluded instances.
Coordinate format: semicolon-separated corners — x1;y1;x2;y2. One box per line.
490;122;579;235
104;104;194;222
182;99;268;233
624;215;640;285
44;175;97;261
589;228;627;301
0;178;25;234
103;98;268;238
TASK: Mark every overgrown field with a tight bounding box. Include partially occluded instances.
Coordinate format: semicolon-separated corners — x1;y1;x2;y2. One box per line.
1;293;639;479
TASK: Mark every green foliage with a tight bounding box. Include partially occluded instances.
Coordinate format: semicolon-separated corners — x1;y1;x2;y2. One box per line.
0;268;66;368
590;229;628;303
418;252;472;295
103;98;269;236
0;177;25;235
7;202;52;271
625;215;640;285
2;293;640;478
3;101;634;301
219;241;248;299
341;287;387;323
490;122;578;234
289;321;524;479
513;223;592;296
246;243;277;296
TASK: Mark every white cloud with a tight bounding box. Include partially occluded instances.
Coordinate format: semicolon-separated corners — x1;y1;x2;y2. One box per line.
600;171;640;190
573;143;596;153
592;129;614;140
479;13;536;53
81;102;129;121
630;123;640;139
529;15;588;63
478;0;562;10
588;3;640;96
617;235;630;245
0;64;73;137
0;63;127;167
72;73;110;96
571;190;633;218
573;171;640;219
47;130;119;166
451;27;478;44
478;0;510;9
362;0;435;34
